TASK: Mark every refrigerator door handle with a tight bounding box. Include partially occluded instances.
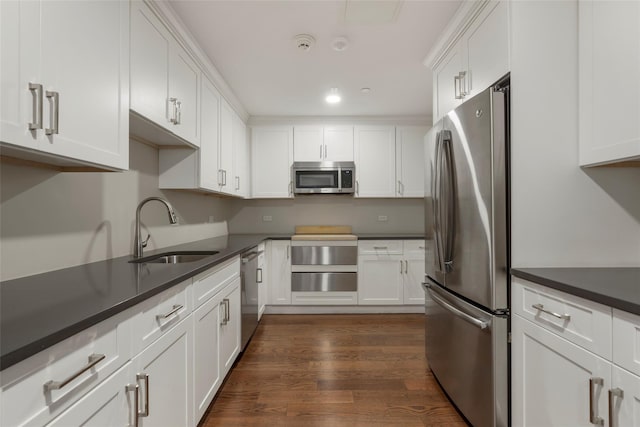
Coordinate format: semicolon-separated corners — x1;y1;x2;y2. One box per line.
428;286;491;330
440;130;456;272
433;132;446;274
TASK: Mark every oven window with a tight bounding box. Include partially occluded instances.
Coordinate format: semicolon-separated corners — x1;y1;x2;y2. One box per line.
296;170;339;188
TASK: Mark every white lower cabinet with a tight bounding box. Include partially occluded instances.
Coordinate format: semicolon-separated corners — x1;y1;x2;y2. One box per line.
133;315;193;427
45;363;134;427
512;314;611;427
358;240;426;305
268;240;292;305
219;279;241;377
512;278;640;427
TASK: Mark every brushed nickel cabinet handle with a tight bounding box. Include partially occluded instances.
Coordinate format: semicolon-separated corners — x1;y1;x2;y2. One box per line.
454;75;462;99
324;144;327;158
45;90;59;135
320;144;323;159
44;353;106;391
235;176;240;191
220;299;229;325
257;268;263;283
28;83;43;130
532;303;571;321
590;377;604;426
168;97;177;124
136;373;150;417
608;388;623;427
155;304;183;320
458;71;468;97
175;100;182;125
126;384;140;427
400;260;403;273
373;246;388;250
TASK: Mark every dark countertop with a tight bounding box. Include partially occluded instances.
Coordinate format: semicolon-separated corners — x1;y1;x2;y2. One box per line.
0;231;422;370
0;234;288;370
511;268;640;316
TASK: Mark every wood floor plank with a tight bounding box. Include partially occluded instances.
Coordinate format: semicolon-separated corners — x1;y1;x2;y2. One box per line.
199;314;468;427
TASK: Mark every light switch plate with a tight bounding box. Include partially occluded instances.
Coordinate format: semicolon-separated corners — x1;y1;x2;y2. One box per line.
262;215;273;222
378;215;388;222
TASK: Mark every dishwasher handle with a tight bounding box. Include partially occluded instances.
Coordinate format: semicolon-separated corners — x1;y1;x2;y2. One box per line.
426;284;491;330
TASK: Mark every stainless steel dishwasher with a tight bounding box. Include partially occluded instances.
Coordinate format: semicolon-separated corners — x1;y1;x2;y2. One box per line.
240;247;262;350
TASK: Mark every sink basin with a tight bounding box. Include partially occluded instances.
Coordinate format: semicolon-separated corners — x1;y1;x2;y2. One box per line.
130;251;219;264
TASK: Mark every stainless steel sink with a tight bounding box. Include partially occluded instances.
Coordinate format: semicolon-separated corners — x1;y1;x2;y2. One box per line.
130;251;219;264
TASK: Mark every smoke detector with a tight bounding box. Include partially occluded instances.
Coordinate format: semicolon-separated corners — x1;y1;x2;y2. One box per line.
331;37;350;52
294;34;316;52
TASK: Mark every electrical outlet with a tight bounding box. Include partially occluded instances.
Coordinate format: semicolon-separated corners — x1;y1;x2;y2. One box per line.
262;215;273;222
378;215;388;222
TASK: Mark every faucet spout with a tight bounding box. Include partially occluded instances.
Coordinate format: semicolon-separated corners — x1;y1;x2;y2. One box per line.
134;197;178;258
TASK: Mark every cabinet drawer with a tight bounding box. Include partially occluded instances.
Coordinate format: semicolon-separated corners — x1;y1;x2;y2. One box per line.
512;278;612;359
403;240;427;253
358;240;403;255
613;309;640;376
1;310;133;427
193;257;240;309
132;279;192;354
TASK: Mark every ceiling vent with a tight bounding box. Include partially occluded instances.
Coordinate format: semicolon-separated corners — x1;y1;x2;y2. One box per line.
294;34;316;52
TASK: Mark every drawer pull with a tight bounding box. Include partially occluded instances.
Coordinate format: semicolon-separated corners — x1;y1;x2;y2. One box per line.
608;388;624;427
531;303;571;321
590;377;604;426
43;353;106;392
373;246;388;250
156;304;183;320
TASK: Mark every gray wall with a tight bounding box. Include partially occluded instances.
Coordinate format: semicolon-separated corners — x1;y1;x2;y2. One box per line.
227;197;424;235
0;140;232;281
510;1;640;267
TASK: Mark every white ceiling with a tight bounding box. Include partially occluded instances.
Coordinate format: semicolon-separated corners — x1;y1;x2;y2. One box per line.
168;0;462;119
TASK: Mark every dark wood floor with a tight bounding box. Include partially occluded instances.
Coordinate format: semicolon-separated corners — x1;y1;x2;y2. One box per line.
201;314;467;427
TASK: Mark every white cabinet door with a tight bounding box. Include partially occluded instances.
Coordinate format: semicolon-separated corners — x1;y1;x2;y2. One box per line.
403;241;426;305
45;363;133;427
233;113;249;197
192;291;222;423
269;240;291;305
258;244;267;319
219;279;241;377
358;255;403;305
611;365;640;427
251;126;294;198
395;126;428;198
579;0;640;166
169;46;200;146
512;315;611;427
324;126;354;161
133;316;193;427
433;45;463;121
219;98;234;194
0;0;41;152
199;77;221;190
0;0;129;170
354;125;397;198
294;126;324;161
464;1;509;98
130;1;171;130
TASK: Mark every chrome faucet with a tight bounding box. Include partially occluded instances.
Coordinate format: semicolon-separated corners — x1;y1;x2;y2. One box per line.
134;197;178;258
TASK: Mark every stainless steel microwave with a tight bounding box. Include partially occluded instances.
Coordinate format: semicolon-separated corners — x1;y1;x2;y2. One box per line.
292;161;355;195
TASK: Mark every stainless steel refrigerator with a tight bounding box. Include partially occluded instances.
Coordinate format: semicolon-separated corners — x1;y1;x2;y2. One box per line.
423;76;510;427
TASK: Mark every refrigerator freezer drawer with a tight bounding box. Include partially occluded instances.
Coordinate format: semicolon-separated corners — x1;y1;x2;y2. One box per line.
424;282;508;427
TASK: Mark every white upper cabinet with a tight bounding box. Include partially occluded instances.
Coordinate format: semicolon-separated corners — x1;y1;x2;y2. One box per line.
396;126;428;198
293;125;354;162
130;0;199;148
354;125;397;198
429;1;509;121
578;0;640;166
233;113;249;198
251;126;294;198
219;98;235;193
0;0;129;170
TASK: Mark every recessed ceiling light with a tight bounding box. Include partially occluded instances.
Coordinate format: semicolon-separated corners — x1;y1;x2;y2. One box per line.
361;87;371;94
331;37;349;52
325;88;341;104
